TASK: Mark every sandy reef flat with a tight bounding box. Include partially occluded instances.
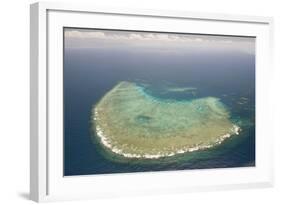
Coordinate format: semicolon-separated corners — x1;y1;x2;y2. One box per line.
92;81;240;159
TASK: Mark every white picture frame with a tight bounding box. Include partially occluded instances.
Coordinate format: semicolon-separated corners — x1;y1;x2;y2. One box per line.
30;1;274;202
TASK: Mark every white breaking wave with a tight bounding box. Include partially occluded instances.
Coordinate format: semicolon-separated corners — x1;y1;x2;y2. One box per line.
94;109;241;159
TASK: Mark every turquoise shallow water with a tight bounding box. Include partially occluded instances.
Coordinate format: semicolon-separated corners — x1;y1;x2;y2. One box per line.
64;48;255;176
93;81;240;159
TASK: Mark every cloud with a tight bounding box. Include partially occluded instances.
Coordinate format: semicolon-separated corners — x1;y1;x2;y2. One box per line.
65;30;106;38
65;29;207;42
64;29;255;54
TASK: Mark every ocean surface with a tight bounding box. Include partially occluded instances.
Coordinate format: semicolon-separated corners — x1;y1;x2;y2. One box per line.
64;47;255;176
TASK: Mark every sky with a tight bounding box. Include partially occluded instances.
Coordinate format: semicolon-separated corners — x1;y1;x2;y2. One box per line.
64;28;255;55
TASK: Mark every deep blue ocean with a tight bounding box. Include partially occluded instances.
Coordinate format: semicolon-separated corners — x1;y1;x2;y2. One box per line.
64;47;255;176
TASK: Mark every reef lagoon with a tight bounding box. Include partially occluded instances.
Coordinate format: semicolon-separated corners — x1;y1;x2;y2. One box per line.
93;81;240;159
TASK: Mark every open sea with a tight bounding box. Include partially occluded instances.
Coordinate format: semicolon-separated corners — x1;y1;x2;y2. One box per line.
64;46;255;176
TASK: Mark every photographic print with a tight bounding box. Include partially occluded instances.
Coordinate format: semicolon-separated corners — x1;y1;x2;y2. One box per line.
63;28;255;176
